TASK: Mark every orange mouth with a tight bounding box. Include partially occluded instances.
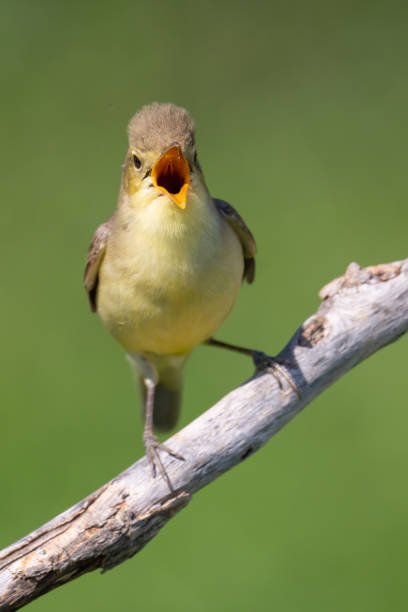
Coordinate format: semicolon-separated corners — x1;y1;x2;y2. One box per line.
151;145;190;209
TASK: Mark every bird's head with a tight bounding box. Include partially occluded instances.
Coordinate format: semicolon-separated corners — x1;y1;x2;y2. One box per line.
121;103;205;210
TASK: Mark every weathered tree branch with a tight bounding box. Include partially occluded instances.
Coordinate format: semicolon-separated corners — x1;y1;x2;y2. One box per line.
1;259;407;611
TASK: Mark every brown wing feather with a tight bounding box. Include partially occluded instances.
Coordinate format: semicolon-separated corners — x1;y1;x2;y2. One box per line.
84;218;112;312
213;198;257;283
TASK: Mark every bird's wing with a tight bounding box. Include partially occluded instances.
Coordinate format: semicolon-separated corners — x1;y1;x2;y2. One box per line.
84;218;112;312
214;198;257;283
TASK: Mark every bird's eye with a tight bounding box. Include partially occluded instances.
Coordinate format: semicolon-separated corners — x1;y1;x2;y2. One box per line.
133;154;142;170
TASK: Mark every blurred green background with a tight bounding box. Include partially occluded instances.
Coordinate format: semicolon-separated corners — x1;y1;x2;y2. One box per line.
2;0;408;610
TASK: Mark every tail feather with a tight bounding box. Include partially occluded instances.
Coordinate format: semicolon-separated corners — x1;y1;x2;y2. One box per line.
140;378;182;433
130;352;187;434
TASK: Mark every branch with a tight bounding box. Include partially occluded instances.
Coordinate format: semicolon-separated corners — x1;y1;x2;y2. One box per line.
1;259;407;611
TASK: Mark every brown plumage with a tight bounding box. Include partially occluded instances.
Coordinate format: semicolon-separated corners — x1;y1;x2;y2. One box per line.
213;199;256;283
128;103;195;153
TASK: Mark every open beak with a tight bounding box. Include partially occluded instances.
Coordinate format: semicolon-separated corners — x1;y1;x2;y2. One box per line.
151;145;190;209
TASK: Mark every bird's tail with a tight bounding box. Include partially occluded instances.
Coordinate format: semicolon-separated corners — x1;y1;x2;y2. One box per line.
139;377;182;432
128;352;187;433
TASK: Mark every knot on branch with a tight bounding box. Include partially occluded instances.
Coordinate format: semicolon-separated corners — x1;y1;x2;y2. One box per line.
298;315;328;347
319;261;402;300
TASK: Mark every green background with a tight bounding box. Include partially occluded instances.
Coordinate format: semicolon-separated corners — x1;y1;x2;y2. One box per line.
2;1;408;610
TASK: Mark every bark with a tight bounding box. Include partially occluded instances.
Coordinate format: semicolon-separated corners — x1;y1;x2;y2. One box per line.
1;259;407;611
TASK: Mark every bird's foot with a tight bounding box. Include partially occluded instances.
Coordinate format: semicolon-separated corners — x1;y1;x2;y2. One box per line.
251;351;301;399
143;432;185;492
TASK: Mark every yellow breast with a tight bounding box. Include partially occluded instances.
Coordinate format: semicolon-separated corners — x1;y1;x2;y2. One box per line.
97;192;244;355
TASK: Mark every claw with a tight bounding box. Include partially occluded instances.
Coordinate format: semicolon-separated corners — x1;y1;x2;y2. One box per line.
144;433;185;492
252;351;301;399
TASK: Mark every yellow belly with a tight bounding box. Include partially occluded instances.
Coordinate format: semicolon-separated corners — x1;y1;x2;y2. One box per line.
97;206;244;355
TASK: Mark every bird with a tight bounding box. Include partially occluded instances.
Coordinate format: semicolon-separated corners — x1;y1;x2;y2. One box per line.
84;102;257;490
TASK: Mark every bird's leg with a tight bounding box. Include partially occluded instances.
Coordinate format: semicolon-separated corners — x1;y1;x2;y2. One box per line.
143;379;184;492
204;337;301;398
